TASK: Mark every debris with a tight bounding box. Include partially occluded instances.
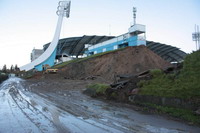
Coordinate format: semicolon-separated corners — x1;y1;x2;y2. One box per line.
195;108;200;115
131;88;139;95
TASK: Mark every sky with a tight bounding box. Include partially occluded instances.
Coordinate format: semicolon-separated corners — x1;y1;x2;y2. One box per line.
0;0;199;69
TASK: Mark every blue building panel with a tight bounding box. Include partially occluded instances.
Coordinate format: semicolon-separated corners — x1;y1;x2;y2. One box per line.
86;35;146;56
34;48;57;71
128;36;137;46
97;49;103;54
137;40;146;46
90;42;118;53
106;46;114;51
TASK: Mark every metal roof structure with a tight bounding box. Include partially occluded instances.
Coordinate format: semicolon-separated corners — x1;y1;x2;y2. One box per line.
146;41;186;62
43;35;187;63
43;35;114;58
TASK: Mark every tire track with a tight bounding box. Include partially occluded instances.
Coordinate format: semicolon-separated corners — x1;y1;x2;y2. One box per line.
8;87;57;133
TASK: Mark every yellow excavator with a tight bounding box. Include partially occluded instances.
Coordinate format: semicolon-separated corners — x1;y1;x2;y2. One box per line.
43;64;58;74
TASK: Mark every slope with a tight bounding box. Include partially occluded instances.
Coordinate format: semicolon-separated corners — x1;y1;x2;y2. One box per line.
57;46;171;81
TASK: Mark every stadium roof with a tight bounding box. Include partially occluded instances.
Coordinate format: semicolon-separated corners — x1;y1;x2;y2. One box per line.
146;41;186;62
43;35;187;63
44;35;114;56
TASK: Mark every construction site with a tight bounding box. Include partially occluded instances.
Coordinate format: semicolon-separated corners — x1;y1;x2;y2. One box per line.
0;1;200;133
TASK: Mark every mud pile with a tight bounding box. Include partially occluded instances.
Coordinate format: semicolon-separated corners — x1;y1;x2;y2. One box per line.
58;46;171;81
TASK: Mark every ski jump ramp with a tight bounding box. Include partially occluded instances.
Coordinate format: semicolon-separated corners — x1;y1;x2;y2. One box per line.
20;1;71;71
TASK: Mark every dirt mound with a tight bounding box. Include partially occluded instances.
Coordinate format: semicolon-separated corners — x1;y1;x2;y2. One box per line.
58;46;171;82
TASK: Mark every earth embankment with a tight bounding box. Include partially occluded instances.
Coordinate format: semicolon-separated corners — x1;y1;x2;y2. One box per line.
58;46;171;81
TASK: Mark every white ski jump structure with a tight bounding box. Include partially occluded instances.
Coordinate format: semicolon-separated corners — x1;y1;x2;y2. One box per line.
20;1;71;71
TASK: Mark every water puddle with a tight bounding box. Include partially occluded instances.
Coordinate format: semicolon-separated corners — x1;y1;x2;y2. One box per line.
0;77;199;133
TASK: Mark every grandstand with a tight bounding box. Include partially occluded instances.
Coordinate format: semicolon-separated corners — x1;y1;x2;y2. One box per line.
43;36;186;63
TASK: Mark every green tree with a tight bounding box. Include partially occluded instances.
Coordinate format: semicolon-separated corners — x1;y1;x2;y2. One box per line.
14;64;19;71
2;64;7;73
10;65;14;72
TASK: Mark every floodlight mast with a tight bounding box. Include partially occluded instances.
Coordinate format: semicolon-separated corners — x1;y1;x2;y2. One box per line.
57;1;71;18
198;25;200;50
20;1;71;71
133;7;137;25
192;24;200;51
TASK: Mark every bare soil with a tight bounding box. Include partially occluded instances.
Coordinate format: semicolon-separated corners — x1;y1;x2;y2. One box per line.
57;46;171;81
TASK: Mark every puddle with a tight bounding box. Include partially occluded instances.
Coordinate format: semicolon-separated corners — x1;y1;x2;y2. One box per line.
0;77;199;133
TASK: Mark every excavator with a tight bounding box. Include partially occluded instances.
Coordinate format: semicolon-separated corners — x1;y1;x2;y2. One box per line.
43;64;58;74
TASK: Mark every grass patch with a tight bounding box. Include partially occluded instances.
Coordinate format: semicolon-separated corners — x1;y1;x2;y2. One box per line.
84;83;110;97
141;103;200;125
53;59;81;68
138;50;200;99
53;47;126;69
87;83;110;95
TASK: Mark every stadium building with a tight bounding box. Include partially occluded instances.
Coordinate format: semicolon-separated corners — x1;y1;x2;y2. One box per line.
20;2;186;71
42;35;186;64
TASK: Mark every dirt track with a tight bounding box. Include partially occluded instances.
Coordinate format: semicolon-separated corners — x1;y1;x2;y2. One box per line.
1;77;200;133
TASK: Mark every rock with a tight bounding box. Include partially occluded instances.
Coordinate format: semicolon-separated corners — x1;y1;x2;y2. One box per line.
131;88;139;95
128;95;136;102
195;108;200;115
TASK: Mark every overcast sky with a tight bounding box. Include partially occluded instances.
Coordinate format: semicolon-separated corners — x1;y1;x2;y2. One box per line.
0;0;199;68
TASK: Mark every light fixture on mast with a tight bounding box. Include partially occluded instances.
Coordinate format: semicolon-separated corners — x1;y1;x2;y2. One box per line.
56;1;71;18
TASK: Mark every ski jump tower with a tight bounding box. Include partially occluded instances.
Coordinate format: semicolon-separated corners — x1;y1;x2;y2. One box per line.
20;1;71;71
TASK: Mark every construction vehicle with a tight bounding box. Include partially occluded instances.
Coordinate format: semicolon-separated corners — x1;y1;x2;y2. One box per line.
45;68;58;74
42;64;58;74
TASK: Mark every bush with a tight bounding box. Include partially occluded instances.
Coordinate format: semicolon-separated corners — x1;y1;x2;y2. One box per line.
150;69;163;77
110;92;118;99
0;73;8;84
139;50;200;99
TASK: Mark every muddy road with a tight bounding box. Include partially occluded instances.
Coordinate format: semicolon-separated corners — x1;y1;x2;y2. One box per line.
0;77;199;133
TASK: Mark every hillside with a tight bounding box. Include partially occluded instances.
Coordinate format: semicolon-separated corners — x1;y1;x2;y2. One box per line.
139;50;200;99
57;46;171;81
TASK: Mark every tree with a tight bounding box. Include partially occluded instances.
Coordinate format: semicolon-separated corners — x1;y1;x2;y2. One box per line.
2;64;7;73
14;64;19;71
10;65;14;72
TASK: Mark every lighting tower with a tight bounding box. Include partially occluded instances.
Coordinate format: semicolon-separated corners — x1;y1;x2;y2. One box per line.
20;1;71;71
192;25;200;50
57;1;71;18
133;7;137;25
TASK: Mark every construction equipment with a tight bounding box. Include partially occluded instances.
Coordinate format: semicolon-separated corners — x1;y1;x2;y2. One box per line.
42;64;58;74
45;68;58;74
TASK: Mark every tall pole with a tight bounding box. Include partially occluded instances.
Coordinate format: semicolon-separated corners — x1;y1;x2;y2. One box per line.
133;7;137;25
195;25;197;50
197;25;200;50
20;1;71;71
192;24;200;51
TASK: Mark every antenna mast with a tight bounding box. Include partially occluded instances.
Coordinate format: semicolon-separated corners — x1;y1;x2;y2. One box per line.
133;7;137;25
192;25;200;50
